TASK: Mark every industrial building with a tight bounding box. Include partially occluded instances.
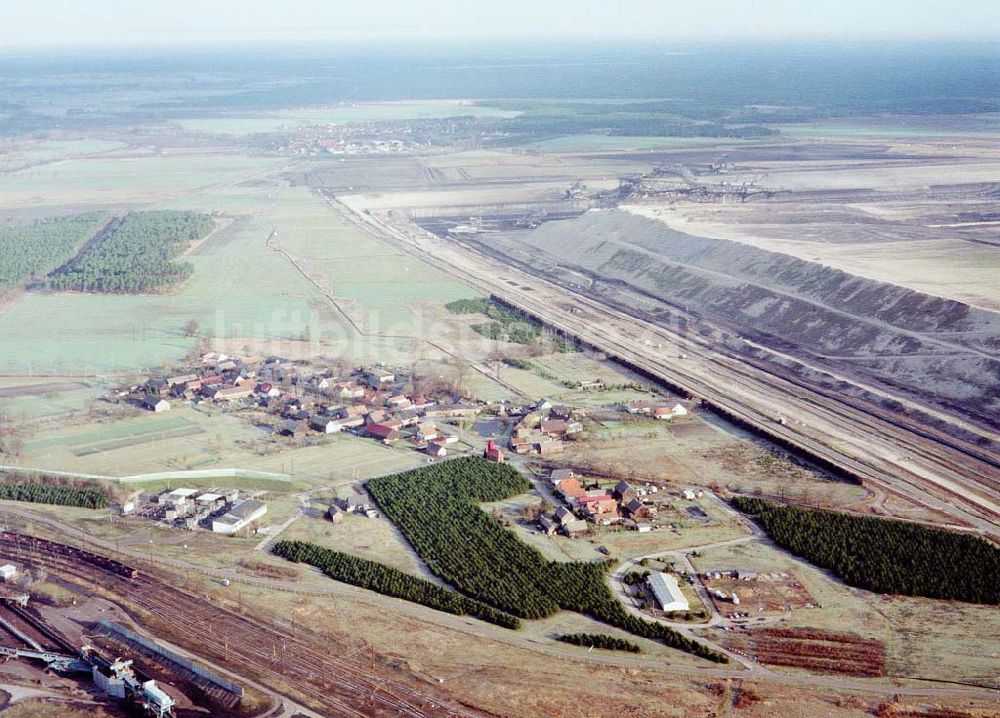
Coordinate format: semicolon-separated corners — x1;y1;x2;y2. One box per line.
647;571;689;613
91;656;175;717
211;500;268;534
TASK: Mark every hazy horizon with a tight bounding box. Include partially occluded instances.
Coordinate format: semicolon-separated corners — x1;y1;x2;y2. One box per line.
2;0;999;48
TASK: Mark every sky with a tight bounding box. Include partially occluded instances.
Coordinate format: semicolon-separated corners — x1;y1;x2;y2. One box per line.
1;0;999;47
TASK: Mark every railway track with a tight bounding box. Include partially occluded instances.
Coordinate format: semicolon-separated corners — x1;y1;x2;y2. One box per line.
0;534;484;718
329;195;1000;537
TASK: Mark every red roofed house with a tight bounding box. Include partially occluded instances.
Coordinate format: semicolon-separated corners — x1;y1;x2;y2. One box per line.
367;423;400;443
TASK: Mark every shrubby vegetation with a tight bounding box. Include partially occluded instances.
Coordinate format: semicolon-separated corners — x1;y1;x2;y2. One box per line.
732;497;1000;604
271;539;520;629
0;213;107;292
446;297;575;350
556;633;641;653
47;210;214;293
0;481;107;509
367;458;728;662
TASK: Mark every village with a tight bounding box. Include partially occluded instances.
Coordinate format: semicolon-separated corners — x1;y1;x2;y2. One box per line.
112;351;707;543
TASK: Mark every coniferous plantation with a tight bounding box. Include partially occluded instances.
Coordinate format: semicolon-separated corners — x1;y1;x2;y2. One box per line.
0;481;107;509
366;457;728;662
732;497;1000;604
0;212;107;292
555;633;642;653
271;540;520;628
47;210;214;293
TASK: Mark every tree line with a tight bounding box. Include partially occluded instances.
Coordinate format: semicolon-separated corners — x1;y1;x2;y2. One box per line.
0;212;107;292
0;481;107;509
555;633;641;653
732;496;1000;604
366;457;728;662
271;539;520;629
47;210;214;294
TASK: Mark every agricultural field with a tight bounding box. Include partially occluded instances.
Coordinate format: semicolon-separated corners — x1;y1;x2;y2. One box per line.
0;138;128;173
0;376;111;420
0;154;281;211
273;187;473;331
10;404;424;484
524;134;755;152
177;100;520;136
711;626;887;678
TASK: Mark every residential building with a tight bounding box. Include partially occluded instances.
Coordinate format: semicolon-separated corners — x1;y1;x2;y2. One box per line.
416;422;438;441
613;480;638;504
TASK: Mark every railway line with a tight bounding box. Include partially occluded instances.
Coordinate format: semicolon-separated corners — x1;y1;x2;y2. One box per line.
329;194;1000;539
0;532;485;718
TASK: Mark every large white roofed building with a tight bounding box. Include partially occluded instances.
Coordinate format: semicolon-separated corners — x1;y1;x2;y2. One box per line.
648;571;689;612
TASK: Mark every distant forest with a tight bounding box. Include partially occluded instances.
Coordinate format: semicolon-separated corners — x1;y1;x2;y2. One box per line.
0;212;107;293
733;497;1000;605
47;210;214;294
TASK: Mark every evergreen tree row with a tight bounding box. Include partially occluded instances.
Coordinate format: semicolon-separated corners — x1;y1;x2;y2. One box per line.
732;497;1000;604
271;539;520;629
47;210;214;294
555;633;641;653
0;481;107;509
0;212;107;292
366;457;728;663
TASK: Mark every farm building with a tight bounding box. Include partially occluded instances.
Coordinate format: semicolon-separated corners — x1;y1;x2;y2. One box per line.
367;422;400;443
540;419;568;436
425;443;447;458
212;500;268;534
166;373;198;387
363;368;395;388
142;396;170;413
213;385;253;402
279;419;308;437
648;572;689;612
561;519;589;538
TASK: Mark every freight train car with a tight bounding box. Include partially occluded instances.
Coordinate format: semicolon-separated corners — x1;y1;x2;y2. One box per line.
0;532;139;579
